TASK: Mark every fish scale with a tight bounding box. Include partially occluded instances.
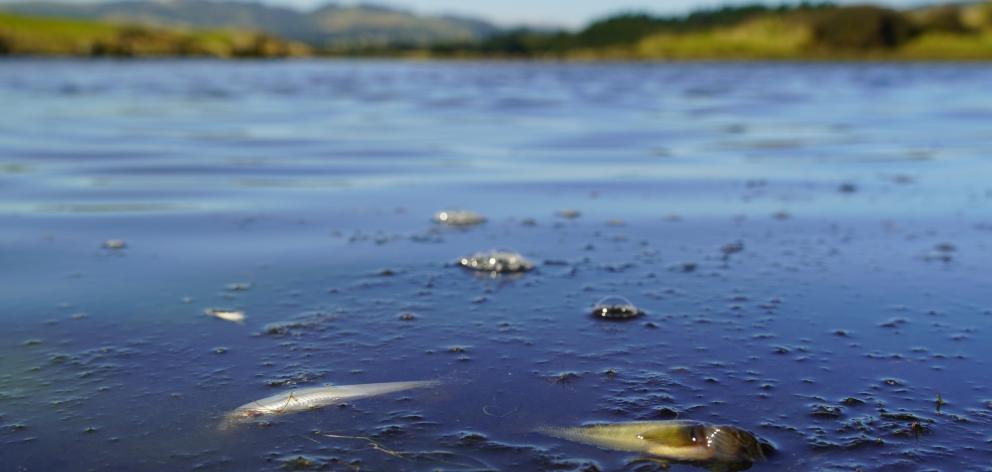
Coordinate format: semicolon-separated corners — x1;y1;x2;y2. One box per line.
220;380;439;429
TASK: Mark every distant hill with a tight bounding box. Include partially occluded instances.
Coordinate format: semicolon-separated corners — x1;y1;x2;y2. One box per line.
438;2;992;60
0;0;498;47
0;11;310;57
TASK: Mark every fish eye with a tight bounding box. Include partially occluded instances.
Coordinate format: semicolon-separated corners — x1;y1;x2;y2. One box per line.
691;425;707;444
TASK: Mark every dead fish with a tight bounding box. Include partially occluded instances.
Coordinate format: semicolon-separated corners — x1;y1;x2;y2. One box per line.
204;308;245;324
433;209;486;226
220;380;439;430
538;420;770;465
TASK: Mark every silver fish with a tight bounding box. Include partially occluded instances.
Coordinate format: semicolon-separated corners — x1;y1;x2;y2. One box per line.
538;420;770;465
220;380;438;430
204;308;245;324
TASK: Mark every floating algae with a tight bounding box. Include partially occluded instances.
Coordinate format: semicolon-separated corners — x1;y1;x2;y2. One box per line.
220;380;439;430
432;209;486;226
591;296;642;320
458;250;534;274
204;308;245;324
538;420;771;468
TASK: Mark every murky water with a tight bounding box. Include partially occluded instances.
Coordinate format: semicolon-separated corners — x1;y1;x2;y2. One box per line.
1;60;991;471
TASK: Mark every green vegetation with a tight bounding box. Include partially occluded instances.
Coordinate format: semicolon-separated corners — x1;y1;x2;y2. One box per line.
425;1;992;60
0;0;496;48
0;12;310;57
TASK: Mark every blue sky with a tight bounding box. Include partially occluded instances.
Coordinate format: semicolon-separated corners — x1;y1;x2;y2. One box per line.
9;0;930;27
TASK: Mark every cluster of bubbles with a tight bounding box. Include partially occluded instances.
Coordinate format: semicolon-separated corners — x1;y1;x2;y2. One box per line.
446;209;644;322
458;250;535;274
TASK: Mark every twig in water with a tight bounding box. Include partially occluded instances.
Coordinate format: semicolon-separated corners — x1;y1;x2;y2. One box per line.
482;405;519;418
322;433;410;460
314;432;490;470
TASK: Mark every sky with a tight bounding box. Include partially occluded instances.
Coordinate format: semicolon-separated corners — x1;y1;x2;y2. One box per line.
4;0;931;28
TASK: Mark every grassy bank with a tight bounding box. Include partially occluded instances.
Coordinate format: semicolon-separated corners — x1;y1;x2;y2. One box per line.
422;2;992;61
0;12;310;58
4;2;992;60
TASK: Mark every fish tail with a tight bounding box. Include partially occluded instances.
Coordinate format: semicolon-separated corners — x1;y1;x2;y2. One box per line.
346;379;440;397
534;424;585;441
390;379;441;390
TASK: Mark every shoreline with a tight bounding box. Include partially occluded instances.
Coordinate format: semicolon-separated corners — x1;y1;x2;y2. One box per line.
3;54;992;63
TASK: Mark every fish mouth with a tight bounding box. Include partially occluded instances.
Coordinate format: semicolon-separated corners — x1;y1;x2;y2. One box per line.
705;425;774;463
217;408;264;431
217;415;243;432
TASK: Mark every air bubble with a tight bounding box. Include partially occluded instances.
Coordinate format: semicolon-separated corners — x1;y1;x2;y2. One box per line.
591;296;642;320
458;250;534;274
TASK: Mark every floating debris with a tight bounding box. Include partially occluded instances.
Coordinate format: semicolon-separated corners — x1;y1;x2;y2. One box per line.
720;242;745;258
101;239;126;250
923;242;957;262
591;296;643;320
923;251;953;263
433;210;486;226
549;371;581;384
220;380;439;430
458;250;534;274
261;312;335;336
934;243;956;253
538;420;771;466
810;404;844;418
670;262;698;273
280;455;319;470
838;182;858;193
878;318;908;328
556;209;581;219
204;308;245;324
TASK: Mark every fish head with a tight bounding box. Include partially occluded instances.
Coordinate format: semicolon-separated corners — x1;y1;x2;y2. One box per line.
701;424;774;464
638;421;772;465
217;407;265;431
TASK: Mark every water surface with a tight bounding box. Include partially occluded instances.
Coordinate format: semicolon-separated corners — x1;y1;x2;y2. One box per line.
1;60;991;471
